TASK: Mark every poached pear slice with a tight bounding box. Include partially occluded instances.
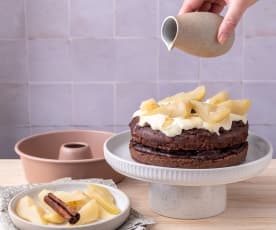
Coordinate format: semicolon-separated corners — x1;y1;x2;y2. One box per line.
207;91;229;105
86;184;120;215
191;100;230;123
219;99;251;115
16;196;47;225
160;85;206;104
75;199;99;225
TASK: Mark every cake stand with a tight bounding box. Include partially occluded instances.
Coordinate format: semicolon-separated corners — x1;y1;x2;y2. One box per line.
104;131;273;219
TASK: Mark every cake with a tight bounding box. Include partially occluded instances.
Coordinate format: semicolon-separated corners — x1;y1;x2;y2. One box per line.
129;86;251;168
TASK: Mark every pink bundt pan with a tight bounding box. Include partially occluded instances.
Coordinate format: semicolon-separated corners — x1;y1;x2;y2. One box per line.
15;130;124;183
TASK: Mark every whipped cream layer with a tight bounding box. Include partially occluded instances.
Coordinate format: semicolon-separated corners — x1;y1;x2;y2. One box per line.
133;110;247;137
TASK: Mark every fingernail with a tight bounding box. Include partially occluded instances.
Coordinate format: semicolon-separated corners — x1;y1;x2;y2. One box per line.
218;33;228;44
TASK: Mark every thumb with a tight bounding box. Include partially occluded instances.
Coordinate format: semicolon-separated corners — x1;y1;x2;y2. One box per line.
217;3;245;44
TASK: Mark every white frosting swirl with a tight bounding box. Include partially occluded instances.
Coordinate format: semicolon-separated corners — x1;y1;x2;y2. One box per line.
133;110;247;137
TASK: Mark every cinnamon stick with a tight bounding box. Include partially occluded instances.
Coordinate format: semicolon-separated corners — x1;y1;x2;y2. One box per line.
44;193;80;224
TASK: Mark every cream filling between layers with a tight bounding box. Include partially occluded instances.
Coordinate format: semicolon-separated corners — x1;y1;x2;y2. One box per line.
133;110;247;137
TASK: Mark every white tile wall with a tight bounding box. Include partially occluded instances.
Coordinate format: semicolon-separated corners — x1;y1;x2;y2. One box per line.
116;0;158;37
115;39;158;81
0;0;25;39
159;41;199;81
30;83;72;125
115;82;158;125
71;38;116;82
26;0;69;38
0;40;27;82
71;0;114;37
0;84;29;125
0;126;30;159
243;82;276;125
0;0;275;157
244;37;276;80
200;37;243;82
29;39;72;82
72;83;114;125
244;0;276;37
158;81;198;99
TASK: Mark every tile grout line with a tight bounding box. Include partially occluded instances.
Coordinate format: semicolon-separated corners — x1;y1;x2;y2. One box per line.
0;80;210;84
0;38;26;41
112;0;116;131
113;0;116;38
5;78;273;85
27;80;165;85
198;57;201;84
113;82;117;132
28;81;74;85
67;0;71;38
68;0;74;127
156;0;160;38
156;0;160;99
241;18;245;98
71;82;75;127
70;36;159;40
23;0;32;135
1;36;276;42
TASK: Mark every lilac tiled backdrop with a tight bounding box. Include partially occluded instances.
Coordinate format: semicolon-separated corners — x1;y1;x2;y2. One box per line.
0;0;275;158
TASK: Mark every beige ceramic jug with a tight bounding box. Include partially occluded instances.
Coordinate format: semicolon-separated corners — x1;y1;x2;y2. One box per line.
161;12;234;57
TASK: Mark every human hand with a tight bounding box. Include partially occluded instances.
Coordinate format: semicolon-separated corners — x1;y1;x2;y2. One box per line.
179;0;256;44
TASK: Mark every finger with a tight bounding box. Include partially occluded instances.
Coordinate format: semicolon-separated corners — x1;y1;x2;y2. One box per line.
248;0;257;7
210;2;225;14
199;1;212;12
217;3;246;44
178;0;205;14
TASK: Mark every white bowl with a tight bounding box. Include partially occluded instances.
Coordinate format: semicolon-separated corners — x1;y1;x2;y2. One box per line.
8;182;130;230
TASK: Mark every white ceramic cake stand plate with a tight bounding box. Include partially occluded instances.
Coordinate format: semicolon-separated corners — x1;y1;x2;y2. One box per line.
104;131;273;219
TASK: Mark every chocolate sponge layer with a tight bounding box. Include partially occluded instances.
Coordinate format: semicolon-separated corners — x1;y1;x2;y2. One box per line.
129;116;248;151
130;141;248;169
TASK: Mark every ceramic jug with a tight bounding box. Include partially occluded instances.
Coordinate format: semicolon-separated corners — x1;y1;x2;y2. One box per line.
161;12;234;57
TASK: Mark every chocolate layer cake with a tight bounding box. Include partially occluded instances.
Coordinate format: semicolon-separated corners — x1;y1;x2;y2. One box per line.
129;117;248;168
129;86;251;169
